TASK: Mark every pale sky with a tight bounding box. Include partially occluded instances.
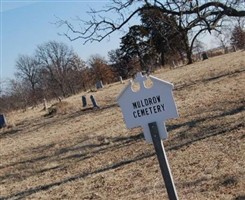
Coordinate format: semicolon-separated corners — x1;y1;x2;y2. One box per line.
1;0;121;83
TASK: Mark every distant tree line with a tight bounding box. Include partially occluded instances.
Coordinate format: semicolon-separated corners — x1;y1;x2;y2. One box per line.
1;0;245;112
0;41;118;112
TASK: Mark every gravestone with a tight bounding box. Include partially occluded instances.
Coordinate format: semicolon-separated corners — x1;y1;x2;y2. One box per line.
90;95;99;108
96;81;104;89
119;76;124;84
82;96;87;107
0;114;7;128
172;61;177;68
202;52;208;60
224;47;229;54
43;98;48;110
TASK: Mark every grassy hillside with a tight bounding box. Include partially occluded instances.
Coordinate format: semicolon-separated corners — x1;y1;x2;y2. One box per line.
0;51;244;200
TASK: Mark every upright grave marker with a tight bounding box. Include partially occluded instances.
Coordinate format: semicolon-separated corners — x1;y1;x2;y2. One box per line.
43;98;48;110
202;52;208;60
90;95;99;108
117;72;179;200
96;80;104;89
119;76;124;84
0;114;7;128
81;95;87;107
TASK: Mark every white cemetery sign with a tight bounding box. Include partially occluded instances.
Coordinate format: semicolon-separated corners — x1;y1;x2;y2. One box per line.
117;72;178;143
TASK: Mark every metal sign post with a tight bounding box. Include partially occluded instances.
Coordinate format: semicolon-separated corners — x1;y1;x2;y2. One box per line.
149;122;178;200
117;72;179;199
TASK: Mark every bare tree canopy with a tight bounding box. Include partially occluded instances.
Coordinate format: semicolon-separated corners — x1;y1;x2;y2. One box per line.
15;55;40;91
11;41;94;109
57;0;245;44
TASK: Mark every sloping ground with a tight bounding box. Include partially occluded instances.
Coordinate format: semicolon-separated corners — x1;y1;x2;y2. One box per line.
0;51;244;200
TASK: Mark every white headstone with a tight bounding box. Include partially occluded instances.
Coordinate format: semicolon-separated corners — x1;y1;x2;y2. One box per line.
43;98;47;110
119;76;124;84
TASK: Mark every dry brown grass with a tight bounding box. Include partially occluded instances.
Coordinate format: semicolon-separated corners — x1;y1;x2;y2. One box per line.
0;51;244;200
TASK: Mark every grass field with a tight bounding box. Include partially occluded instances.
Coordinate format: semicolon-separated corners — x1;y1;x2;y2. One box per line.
0;51;244;200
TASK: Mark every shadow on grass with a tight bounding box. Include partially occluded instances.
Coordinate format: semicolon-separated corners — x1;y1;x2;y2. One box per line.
167;104;244;133
166;103;244;151
59;103;119;121
0;151;154;200
15;103;119;138
0;128;22;139
167;121;243;152
0;143;56;169
56;132;143;162
234;195;245;200
178;176;208;188
1;112;243;200
0;132;144;184
175;68;245;91
1;97;244;199
178;174;242;196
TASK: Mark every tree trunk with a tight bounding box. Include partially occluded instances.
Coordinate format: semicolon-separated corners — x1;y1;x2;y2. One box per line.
183;34;193;64
186;49;193;64
161;52;165;66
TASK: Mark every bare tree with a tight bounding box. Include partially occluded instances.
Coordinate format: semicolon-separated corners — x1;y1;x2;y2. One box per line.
108;49;136;79
35;41;76;97
235;15;245;29
193;39;205;52
213;26;231;53
7;79;30;110
57;0;245;64
15;55;41;103
88;55;115;84
3;41;92;110
66;54;90;93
